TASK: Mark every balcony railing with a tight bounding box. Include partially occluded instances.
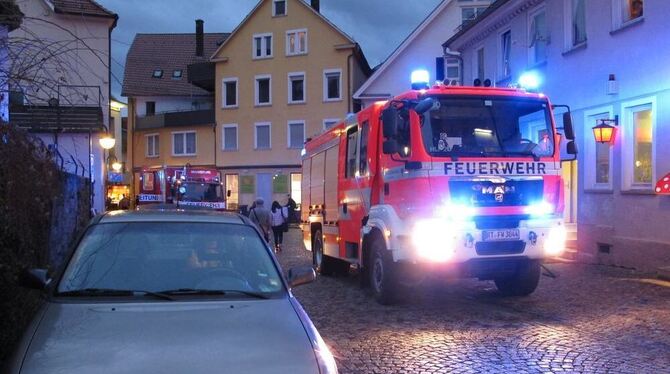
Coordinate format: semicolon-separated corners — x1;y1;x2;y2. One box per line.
136;109;215;130
10;104;103;132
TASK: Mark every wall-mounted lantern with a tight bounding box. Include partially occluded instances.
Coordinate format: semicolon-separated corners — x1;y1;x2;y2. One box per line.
592;115;618;144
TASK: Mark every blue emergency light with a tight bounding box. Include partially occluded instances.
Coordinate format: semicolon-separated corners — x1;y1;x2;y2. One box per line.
411;69;430;90
518;71;541;90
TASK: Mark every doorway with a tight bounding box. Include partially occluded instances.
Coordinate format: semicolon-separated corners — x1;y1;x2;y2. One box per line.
256;173;272;207
561;160;577;223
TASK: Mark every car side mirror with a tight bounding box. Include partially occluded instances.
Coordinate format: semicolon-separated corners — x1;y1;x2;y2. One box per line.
19;268;49;290
382;107;398;139
563;112;575;140
287;266;316;288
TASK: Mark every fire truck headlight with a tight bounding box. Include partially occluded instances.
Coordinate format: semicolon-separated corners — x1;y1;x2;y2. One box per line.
412;219;455;262
544;225;567;256
525;201;554;217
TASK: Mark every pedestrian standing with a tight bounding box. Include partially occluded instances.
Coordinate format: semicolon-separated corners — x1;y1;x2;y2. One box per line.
270;201;287;253
286;194;298;223
249;197;272;244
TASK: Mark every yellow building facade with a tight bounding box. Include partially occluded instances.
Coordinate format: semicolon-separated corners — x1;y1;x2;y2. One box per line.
212;0;370;209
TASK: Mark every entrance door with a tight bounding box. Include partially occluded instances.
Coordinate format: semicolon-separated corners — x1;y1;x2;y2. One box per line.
256;173;272;207
561;160;577;223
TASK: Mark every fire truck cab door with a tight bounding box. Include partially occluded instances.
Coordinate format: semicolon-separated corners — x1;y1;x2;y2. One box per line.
339;118;372;262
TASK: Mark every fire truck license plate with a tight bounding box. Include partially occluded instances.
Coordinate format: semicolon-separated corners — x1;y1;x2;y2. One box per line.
482;229;520;241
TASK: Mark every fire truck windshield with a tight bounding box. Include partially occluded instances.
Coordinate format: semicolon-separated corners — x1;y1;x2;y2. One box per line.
177;182;222;202
419;96;554;159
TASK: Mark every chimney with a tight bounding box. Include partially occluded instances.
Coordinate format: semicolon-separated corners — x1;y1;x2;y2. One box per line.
195;19;204;57
311;0;320;13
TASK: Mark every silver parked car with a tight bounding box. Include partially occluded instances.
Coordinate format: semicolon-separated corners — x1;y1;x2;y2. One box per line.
7;210;337;374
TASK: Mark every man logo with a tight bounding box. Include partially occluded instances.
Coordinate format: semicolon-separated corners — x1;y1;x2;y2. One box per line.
495;193;504;202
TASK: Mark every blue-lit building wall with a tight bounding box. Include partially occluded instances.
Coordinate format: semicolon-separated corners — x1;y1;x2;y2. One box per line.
448;0;670;270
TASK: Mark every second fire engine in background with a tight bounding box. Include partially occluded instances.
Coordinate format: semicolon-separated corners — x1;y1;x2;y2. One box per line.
301;72;577;304
137;166;226;210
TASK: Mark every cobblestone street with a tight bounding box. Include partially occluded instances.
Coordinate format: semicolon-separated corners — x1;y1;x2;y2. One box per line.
277;229;670;374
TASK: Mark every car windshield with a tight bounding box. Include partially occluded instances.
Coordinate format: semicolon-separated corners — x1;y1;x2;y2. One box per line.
420;96;554;158
177;182;223;202
57;222;283;297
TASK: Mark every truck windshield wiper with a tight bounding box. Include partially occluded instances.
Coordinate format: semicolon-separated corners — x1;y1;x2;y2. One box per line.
57;288;174;301
488;151;541;161
158;288;270;299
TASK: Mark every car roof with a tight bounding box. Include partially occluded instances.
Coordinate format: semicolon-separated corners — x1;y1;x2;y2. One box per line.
98;209;247;224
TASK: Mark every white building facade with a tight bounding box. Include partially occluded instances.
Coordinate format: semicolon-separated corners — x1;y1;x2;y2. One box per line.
445;0;670;271
9;0;117;213
354;0;492;108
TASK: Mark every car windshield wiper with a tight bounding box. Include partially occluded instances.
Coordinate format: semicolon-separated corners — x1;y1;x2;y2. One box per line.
158;288;270;299
57;288;174;301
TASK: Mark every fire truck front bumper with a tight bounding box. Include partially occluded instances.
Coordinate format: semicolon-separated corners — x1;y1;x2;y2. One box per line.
391;217;566;264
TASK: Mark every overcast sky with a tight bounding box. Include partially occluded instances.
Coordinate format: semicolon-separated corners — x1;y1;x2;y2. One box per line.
97;0;443;99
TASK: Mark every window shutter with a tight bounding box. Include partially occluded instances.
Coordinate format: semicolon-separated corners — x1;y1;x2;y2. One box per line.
435;57;445;81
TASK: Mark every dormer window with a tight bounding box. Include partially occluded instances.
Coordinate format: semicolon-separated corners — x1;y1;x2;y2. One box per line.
273;0;286;16
172;70;183;79
152;69;163;78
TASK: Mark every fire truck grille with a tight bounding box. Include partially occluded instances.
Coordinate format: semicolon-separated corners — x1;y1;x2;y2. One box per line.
449;179;544;207
475;240;526;256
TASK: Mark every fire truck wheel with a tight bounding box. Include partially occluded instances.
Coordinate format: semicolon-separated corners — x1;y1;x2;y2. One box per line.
494;260;541;296
369;237;399;305
312;230;335;276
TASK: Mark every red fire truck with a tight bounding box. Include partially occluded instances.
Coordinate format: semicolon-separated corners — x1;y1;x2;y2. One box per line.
137;166;226;210
301;77;577;304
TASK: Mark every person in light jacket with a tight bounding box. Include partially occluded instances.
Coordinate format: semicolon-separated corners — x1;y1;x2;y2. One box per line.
249;197;272;243
270;200;288;253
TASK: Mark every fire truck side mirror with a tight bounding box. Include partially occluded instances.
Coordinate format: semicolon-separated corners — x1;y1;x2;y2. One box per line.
566;140;578;155
383;139;399;154
563;112;575;140
382;107;399;139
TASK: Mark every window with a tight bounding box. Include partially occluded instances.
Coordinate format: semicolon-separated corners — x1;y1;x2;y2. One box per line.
286;29;307;56
461;6;488;24
222;78;238;108
288;121;305;149
584;108;613;189
172;131;196;156
613;0;643;29
225;174;239;210
323;69;342;101
475;47;485;81
273;0;286;16
253;33;273;59
500;30;512;79
622;98;655;190
565;0;587;48
359;122;369;176
323;118;339;130
345;126;358;178
288;72;305;104
152;69;163;78
445;57;461;85
222;124;238;151
255;123;271;149
172;70;182;79
146;134;159;157
145;101;155;116
255;75;272;106
529;9;548;64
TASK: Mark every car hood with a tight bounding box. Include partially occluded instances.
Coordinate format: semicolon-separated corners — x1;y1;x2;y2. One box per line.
19;298;319;374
